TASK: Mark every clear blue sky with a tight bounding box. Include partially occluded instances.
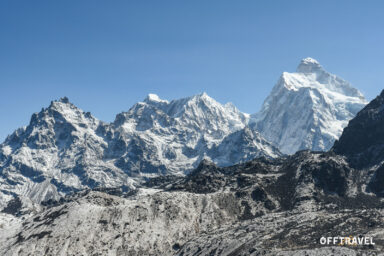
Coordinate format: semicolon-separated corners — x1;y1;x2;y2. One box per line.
1;0;384;142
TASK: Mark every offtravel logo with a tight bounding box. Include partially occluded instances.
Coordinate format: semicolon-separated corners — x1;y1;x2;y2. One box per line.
319;236;375;246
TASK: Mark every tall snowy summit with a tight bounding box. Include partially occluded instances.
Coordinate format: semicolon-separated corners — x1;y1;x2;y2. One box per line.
252;57;367;154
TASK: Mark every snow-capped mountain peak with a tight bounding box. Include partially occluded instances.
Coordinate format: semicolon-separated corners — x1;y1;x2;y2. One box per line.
290;58;364;98
0;98;133;208
166;92;248;128
296;57;323;73
44;97;98;126
144;93;169;104
252;57;367;154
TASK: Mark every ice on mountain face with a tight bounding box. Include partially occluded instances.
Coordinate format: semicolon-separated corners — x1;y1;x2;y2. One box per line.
144;93;169;104
252;57;367;155
1;145;12;156
210;127;281;166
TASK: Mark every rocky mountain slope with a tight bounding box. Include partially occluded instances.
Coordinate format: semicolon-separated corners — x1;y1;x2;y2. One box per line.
333;89;384;169
252;57;367;154
1;89;384;255
0;98;131;208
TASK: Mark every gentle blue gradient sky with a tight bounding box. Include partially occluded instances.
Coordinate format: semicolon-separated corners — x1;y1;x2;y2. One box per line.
1;0;383;142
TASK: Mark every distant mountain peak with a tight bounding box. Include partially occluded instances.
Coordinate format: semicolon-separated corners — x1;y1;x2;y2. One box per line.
296;57;323;73
279;58;365;99
144;93;168;104
59;96;70;104
186;92;213;102
197;92;209;98
143;92;214;107
302;57;319;63
43;97;98;126
48;97;77;112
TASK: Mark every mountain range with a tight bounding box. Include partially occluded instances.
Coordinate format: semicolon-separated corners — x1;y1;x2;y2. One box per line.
0;58;367;209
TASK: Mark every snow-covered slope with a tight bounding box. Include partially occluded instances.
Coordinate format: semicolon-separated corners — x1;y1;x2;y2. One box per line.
252;57;367;154
0;95;280;207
